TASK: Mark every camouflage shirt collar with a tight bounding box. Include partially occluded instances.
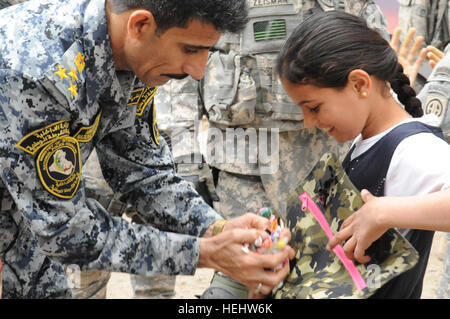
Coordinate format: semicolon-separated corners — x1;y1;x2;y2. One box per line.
81;0;128;107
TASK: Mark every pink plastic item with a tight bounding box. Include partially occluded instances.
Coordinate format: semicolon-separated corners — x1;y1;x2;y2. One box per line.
299;192;367;291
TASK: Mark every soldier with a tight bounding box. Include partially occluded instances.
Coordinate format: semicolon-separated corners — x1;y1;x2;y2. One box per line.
418;43;450;299
195;0;390;298
397;0;450;91
0;0;295;298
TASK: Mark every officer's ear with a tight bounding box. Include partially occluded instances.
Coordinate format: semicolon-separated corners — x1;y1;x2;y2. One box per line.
127;9;158;40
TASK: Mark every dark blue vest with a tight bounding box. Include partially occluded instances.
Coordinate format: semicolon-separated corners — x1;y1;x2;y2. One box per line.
343;121;444;299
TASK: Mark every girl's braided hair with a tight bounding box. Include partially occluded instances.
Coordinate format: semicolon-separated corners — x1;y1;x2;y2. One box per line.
276;11;423;118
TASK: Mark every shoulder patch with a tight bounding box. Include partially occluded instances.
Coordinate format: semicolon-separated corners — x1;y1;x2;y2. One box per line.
150;100;160;146
73;110;102;143
16;120;71;155
36;136;82;199
424;93;448;126
44;41;86;104
127;87;158;116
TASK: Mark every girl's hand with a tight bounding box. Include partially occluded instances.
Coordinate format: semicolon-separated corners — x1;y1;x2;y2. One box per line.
327;189;390;264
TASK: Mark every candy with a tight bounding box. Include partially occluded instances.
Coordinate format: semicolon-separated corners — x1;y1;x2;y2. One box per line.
259;207;272;219
240;207;290;289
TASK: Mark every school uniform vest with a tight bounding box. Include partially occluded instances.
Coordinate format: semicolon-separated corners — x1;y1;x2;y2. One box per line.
343;121;444;299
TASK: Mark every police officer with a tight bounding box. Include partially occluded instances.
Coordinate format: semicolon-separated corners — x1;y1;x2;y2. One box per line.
1;0;181;300
0;0;295;299
186;0;389;298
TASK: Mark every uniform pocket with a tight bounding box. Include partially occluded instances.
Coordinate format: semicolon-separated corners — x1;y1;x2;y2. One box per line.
202;51;256;126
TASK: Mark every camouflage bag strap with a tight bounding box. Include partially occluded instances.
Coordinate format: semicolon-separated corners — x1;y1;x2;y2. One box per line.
274;152;419;299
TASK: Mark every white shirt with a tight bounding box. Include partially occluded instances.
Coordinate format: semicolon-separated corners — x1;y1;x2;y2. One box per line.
351;114;450;198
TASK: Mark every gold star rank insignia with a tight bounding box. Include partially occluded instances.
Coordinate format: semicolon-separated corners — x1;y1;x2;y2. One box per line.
68;83;78;99
68;67;79;82
75;52;86;73
55;64;68;82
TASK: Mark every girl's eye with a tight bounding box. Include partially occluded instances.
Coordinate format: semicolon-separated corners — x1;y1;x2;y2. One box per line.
309;105;320;113
184;47;198;54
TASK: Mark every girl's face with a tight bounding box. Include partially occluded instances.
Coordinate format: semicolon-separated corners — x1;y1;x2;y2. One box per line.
281;80;370;143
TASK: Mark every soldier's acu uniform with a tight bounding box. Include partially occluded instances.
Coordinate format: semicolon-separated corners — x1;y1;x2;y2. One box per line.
397;0;450;92
202;0;388;221
0;0;222;299
198;0;389;298
398;0;450;50
418;44;450;299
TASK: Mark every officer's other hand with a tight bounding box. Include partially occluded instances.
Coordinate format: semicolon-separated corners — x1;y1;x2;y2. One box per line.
198;215;295;297
390;27;427;87
222;212;271;233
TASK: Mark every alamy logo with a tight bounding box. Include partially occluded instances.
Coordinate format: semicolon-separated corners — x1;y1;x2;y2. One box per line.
168;120;280;174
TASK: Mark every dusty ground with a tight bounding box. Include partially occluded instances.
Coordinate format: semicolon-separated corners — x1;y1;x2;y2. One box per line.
106;231;448;299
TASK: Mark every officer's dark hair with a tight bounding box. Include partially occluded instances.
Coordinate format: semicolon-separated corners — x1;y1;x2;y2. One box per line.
107;0;249;35
277;11;423;117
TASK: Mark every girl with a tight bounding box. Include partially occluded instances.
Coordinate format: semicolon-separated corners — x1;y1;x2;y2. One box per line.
276;11;450;298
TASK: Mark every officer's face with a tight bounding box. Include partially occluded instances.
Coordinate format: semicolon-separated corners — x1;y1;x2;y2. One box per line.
123;17;221;87
281;80;370;143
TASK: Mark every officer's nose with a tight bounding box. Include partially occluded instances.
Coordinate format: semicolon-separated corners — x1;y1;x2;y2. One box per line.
182;51;209;80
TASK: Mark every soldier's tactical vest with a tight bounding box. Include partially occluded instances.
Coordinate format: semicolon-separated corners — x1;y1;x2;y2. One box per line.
397;0;449;92
398;0;450;50
202;0;389;131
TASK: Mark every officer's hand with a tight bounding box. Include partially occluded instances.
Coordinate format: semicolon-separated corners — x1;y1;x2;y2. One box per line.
426;45;444;68
326;189;389;264
222;212;271;233
199;215;295;297
390;27;427;86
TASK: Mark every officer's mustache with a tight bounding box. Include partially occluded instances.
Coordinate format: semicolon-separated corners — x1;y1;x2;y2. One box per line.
161;73;189;80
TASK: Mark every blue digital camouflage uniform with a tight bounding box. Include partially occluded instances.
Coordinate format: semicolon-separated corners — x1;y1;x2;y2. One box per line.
0;0;222;299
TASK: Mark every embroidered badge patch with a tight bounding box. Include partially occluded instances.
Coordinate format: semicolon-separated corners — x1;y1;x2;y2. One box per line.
424;94;448;126
36;136;81;199
16;120;71;155
127;86;159;145
73;111;102;143
150;101;160;146
127;87;158;116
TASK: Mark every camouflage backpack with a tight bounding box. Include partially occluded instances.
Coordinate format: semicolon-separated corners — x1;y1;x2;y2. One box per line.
274;152;419;299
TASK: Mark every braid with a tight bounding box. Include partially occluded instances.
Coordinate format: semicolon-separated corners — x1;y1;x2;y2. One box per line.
389;64;423;118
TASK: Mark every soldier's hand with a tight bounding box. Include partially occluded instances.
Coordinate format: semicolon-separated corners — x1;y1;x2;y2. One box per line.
390;27;427;87
198;215;295;297
327;189;389;264
426;45;444;68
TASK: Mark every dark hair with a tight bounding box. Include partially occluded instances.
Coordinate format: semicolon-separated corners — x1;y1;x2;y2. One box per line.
276;11;423;118
108;0;249;35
